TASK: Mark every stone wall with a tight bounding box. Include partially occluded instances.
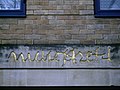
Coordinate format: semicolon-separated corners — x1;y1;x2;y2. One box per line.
0;0;120;44
0;0;120;86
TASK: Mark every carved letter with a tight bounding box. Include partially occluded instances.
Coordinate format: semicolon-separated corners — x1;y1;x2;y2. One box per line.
18;53;26;63
86;51;93;62
37;51;47;62
92;47;105;63
8;51;18;62
102;47;111;62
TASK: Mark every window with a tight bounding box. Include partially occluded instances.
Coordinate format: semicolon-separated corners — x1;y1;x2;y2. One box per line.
0;0;26;17
94;0;120;17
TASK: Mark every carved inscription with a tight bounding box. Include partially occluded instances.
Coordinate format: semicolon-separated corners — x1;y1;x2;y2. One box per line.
8;47;111;66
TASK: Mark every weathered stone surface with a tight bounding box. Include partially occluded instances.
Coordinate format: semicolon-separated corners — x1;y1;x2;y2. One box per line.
0;45;120;68
0;70;120;86
0;0;120;86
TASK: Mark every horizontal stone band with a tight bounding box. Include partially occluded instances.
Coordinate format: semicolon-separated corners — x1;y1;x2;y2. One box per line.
0;45;120;68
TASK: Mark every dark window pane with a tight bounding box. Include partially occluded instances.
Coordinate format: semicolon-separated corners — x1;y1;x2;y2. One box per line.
0;0;21;10
100;0;120;10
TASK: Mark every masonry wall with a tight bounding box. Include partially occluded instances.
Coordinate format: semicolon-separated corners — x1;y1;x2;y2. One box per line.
0;0;120;86
0;0;120;44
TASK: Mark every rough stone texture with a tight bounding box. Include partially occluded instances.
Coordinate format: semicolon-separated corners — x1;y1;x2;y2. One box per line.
0;45;120;68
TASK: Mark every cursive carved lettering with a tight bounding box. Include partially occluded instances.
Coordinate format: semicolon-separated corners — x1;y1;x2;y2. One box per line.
8;47;112;66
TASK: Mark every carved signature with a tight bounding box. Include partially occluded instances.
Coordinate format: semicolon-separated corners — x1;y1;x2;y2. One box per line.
8;47;111;66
